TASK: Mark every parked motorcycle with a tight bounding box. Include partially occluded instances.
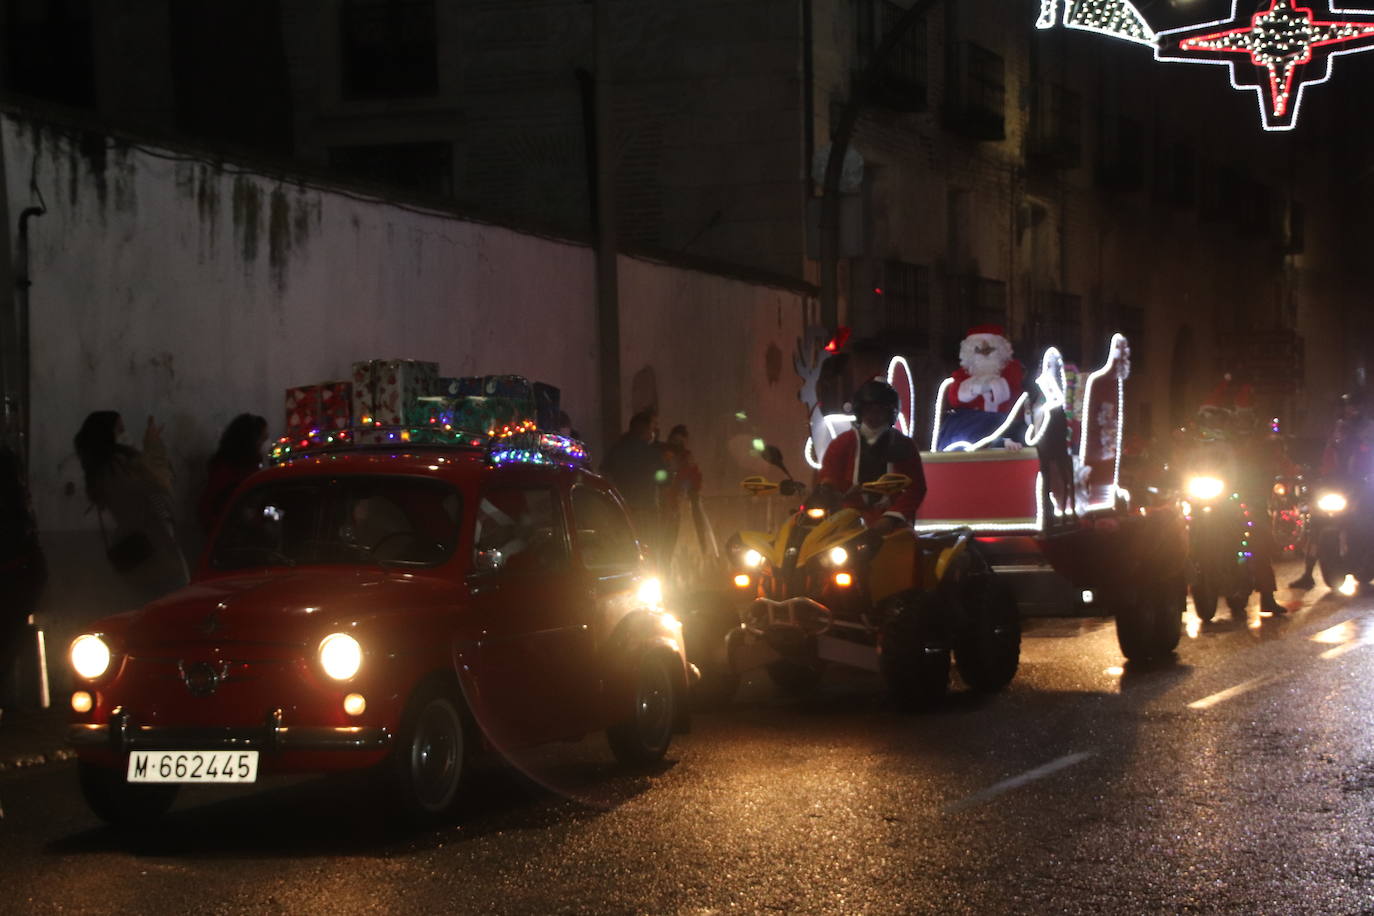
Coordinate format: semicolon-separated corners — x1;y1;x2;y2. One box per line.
701;445;1020;711
1181;472;1257;622
1309;477;1374;588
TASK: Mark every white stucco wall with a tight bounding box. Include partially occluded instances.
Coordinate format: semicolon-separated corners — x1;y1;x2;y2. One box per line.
2;112;811;649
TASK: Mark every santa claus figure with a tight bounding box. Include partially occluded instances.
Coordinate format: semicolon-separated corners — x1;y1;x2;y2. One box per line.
938;324;1026;450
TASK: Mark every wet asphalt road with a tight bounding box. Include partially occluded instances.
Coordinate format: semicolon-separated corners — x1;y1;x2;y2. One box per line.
3;567;1374;914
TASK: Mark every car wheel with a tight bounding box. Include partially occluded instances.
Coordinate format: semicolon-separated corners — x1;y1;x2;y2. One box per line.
879;590;949;712
1318;528;1346;588
78;759;178;829
392;681;468;822
608;652;678;766
953;574;1021;693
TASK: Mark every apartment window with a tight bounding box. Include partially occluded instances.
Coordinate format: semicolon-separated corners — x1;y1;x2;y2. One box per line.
3;0;94;107
1029;83;1082;169
945;274;1007;351
1030;291;1083;363
329;142;453;198
341;0;437;99
946;42;1004;140
857;1;928;111
876;260;931;347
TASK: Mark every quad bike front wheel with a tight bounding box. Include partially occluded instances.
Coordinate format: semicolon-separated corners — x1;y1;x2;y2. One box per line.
953;573;1021;693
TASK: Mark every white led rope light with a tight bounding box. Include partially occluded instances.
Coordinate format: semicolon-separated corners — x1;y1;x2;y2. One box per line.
804;413;857;470
941;392;1031;452
929;377;954;450
911;472;1045;534
886;355;916;438
1077;334;1130;513
1024;347;1068;448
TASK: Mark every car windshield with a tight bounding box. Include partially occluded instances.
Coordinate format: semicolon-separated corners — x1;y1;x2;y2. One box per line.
210;476;462;570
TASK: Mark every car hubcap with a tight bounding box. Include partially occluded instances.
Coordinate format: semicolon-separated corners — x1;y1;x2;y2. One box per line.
411;699;462;810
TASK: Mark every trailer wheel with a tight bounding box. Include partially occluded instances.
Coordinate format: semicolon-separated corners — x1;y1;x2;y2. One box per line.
954;574;1021;693
1191;584;1218;623
1116;573;1186;661
879;591;949;712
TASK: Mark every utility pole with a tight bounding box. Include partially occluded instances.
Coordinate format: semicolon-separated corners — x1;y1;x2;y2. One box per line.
819;0;943;332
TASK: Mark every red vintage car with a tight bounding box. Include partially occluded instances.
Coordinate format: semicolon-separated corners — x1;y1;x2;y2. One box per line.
67;432;692;826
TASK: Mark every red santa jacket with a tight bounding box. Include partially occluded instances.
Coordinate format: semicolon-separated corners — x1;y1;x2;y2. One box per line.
817;427;928;524
948;359;1024;413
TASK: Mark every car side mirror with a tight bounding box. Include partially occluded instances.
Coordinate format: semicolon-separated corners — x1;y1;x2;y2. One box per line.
473;547;505;573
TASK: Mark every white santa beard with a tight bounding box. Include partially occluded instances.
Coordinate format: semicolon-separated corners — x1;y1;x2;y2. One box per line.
964;351;1007;378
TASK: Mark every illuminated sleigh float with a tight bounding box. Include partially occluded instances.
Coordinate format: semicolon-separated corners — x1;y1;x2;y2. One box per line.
915;334;1187;661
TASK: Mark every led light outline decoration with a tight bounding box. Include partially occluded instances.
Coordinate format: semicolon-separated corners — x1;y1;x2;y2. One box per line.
886;356;916;438
1155;1;1374;131
911;472;1045;534
928;377;955;451
940;392;1032;452
1038;0;1158;46
1077;333;1130;513
804;413;857;470
1024;347;1068;447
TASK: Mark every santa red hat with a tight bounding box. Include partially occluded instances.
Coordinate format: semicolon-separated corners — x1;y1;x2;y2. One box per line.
965;324;1007;339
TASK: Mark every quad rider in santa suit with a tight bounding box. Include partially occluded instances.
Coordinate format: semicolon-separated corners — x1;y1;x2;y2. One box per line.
817;379;927;534
938;324;1027;451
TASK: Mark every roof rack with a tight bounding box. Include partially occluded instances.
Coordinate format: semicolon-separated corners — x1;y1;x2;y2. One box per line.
270;419;589;469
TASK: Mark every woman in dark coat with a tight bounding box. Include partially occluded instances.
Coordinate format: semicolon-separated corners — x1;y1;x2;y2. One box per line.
198;413;269;535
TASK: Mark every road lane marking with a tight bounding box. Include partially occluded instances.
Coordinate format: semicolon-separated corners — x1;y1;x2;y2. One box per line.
1320;639;1372;660
1187;674;1282;710
945;752;1093;813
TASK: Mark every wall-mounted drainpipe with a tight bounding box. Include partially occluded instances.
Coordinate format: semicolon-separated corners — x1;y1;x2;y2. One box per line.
15;192;45;475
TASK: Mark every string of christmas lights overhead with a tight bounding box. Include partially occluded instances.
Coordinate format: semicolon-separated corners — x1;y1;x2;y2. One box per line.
1036;0;1374;131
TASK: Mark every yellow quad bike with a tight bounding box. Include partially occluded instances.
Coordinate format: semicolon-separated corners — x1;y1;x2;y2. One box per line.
698;448;1021;711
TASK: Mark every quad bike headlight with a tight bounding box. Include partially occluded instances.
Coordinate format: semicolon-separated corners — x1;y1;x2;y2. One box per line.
70;634;112;680
1273;482;1287;497
1316;491;1348;514
827;546;849;566
742;548;765;568
1185;476;1226;501
319;632;363;681
805;507;827;520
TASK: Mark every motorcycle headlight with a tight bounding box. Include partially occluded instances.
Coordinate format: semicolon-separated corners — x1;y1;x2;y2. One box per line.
70;634;112;680
319;633;363;681
742;548;765;569
1317;492;1348;514
1185;476;1225;501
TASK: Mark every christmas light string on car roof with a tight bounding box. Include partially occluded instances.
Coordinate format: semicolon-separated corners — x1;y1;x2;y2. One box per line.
1036;0;1374;130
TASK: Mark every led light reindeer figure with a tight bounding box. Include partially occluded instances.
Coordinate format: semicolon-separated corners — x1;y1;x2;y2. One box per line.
1026;347;1077;524
796;327;856;470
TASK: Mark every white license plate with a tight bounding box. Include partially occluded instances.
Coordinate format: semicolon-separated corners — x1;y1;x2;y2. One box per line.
126;751;259;784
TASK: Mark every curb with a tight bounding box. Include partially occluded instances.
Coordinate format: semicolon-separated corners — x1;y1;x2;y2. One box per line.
0;708;72;775
0;746;74;773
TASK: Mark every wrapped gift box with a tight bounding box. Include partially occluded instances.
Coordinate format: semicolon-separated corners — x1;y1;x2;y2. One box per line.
285;386;320;438
317;380;353;432
351;359;439;427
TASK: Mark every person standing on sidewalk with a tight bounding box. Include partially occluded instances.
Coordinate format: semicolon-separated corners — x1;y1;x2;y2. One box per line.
198;413;268;535
74;411;189;604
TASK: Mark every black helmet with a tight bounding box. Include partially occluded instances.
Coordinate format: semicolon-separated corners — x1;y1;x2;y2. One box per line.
853;379;900;424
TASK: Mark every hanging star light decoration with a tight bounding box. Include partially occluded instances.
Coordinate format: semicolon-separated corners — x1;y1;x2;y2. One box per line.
1155;0;1374;130
1037;0;1157;46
